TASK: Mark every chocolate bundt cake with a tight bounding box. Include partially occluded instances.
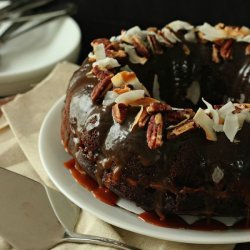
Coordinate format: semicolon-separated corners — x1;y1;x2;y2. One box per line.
61;21;250;219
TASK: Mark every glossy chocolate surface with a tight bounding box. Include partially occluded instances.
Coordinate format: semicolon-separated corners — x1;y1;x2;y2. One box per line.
61;42;250;217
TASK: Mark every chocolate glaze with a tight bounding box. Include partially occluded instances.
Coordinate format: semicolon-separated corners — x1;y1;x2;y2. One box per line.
61;41;250;218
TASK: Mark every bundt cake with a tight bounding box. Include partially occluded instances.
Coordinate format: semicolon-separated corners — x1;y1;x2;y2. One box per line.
61;21;250;219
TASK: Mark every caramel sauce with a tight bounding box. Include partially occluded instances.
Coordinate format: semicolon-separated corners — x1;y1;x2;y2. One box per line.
71;168;98;191
139;211;250;231
64;159;250;231
64;158;76;169
93;187;118;206
139;212;187;229
64;159;118;205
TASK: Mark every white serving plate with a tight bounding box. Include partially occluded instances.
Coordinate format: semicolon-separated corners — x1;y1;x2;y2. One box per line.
0;17;81;96
39;96;250;244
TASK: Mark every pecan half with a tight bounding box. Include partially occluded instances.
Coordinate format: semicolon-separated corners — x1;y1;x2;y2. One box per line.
91;76;113;102
131;106;149;131
147;34;163;55
220;39;233;60
92;66;114;80
146;102;171;114
157;31;174;47
91;38;111;47
131;36;150;57
165;109;195;124
167;120;196;139
147;113;164;149
105;49;127;59
147;27;158;33
245;44;250;56
138;107;149;127
112;103;128;123
212;44;220;63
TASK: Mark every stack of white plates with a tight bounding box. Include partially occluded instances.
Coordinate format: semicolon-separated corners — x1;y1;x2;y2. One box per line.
0;16;81;96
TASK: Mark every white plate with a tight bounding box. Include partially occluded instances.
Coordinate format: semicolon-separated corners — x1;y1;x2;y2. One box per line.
0;17;81;96
39;96;250;244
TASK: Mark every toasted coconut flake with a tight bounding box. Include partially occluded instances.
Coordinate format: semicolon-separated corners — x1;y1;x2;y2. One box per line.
184;30;197;42
223;112;240;142
236;35;250;43
193;108;217;141
186;81;200;105
167;20;193;32
212;166;224;184
129;97;159;107
88;52;96;61
110;35;123;42
94;43;106;61
202;98;223;132
223;25;250;39
111;71;150;96
218;101;235;119
130;105;144;131
93;57;120;69
115;90;145;104
242;109;250;122
112;86;131;94
121;26;145;44
111;71;137;87
152;74;161;100
197;23;227;41
162;27;181;43
121;44;148;64
237;112;247;127
238;35;250;43
150;31;174;46
102;91;119;106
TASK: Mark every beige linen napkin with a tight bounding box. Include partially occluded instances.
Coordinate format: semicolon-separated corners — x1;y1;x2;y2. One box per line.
0;61;234;250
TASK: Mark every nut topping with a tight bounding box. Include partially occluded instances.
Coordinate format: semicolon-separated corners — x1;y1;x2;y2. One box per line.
138;107;149;127
220;39;233;60
112;103;128;123
147;34;163;54
165;109;195;124
112;86;131;94
105;49;127;59
167;120;196;139
147;113;164;149
92;66;114;80
212;44;220;63
131;36;150;57
91;76;113;102
131;106;149;131
146;102;171;114
91;38;111;47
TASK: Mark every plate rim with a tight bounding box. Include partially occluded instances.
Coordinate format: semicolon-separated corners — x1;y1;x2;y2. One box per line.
0;16;81;79
38;96;250;244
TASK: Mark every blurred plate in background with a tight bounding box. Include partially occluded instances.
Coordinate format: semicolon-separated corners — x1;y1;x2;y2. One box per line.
0;16;81;96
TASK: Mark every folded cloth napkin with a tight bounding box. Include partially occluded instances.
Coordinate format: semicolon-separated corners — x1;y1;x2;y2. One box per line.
0;61;234;250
